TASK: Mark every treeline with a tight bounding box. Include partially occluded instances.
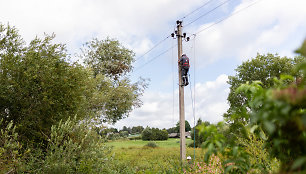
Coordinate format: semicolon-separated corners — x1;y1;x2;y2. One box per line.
99;126;144;140
141;127;168;141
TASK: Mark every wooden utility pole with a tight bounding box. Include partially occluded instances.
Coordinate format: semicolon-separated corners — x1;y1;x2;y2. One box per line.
176;20;186;162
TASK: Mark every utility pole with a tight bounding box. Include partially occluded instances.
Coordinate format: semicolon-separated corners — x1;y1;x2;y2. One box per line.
176;20;186;162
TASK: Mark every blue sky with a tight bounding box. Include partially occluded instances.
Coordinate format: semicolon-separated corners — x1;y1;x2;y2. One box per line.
1;0;306;129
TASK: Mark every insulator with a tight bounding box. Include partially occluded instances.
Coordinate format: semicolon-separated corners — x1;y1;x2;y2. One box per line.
183;33;186;38
187;37;190;42
175;30;177;34
171;33;175;37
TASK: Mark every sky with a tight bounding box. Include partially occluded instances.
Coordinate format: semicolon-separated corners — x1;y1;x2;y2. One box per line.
1;0;306;130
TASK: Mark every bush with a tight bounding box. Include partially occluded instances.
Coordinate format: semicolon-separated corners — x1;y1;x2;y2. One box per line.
0;120;24;173
141;127;168;141
23;117;115;173
128;136;142;140
145;142;158;148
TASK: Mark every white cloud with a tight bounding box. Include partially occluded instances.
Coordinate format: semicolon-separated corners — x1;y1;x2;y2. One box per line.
193;0;306;67
0;0;205;56
114;74;229;129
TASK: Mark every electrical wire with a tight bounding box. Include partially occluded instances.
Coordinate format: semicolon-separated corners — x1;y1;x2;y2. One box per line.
172;38;176;128
184;0;233;27
179;0;214;21
192;35;196;161
134;0;261;73
135;35;171;62
195;0;262;35
133;44;177;72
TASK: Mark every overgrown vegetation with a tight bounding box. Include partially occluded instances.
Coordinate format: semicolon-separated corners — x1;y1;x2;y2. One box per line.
1;22;306;173
0;23;147;173
197;40;306;173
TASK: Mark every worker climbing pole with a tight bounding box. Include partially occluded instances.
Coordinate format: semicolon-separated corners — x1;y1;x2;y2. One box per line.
171;20;191;162
179;53;190;86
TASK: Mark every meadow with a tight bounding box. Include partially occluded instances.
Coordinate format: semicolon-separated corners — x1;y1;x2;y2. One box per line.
106;138;209;173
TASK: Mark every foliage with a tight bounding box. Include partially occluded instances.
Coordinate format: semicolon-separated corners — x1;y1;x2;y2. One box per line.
119;130;129;138
191;119;210;147
0;24;92;146
131;126;144;134
237;75;306;172
174;120;192;133
236;127;280;173
81;37;134;80
23;116;115;173
128;135;142;141
0;119;25;173
145;142;158;148
0;23;147;147
184;155;223;174
81;37;148;124
224;53;303;138
141;127;168;141
197;122;280;173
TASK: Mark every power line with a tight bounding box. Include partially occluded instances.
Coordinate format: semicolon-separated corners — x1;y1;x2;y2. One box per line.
194;0;261;35
134;44;176;72
184;0;233;27
135;35;171;62
179;0;214;21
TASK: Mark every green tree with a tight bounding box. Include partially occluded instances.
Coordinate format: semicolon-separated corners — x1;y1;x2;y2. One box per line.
141;127;168;141
191;119;210;147
131;126;144;134
81;38;134;80
81;37;148;124
0;24;92;145
0;24;147;147
224;53;303;137
175;120;191;133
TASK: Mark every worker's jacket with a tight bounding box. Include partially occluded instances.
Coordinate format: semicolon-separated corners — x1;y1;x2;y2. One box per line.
180;56;190;69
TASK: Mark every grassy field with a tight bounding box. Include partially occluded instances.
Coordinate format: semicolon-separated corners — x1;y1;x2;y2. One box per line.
106;138;194;148
106;138;207;173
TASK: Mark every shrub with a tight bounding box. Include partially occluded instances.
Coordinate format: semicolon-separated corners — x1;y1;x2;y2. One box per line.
141;127;168;141
184;155;223;174
0;120;24;173
23;117;114;173
145;142;158;148
128;136;142;140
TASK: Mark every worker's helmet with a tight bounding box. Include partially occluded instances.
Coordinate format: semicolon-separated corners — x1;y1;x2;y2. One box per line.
187;156;191;160
182;54;186;57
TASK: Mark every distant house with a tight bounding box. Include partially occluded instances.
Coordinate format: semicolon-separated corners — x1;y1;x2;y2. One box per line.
169;133;179;138
185;132;191;139
168;132;191;138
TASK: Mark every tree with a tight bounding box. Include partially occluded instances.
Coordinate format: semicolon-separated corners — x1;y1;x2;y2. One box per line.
175;120;191;133
81;38;134;80
141;127;168;141
0;24;147;147
224;53;303;137
0;24;92;145
131;126;144;134
191;119;210;147
81;37;148;124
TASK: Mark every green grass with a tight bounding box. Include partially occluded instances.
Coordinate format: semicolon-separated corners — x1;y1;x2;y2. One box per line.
106;138;193;148
105;138;206;173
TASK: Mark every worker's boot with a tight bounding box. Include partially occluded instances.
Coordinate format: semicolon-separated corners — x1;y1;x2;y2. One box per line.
185;77;189;86
182;76;186;86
